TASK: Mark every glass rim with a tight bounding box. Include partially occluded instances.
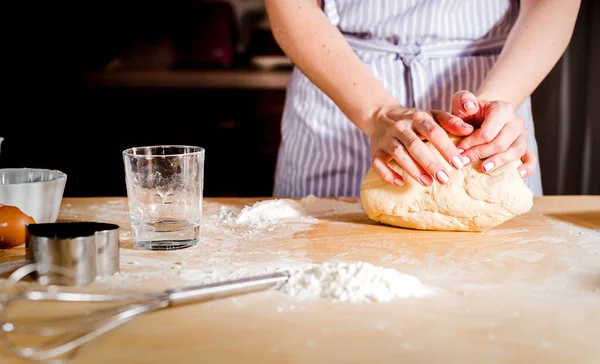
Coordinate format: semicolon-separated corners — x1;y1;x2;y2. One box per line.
122;145;205;157
0;168;67;186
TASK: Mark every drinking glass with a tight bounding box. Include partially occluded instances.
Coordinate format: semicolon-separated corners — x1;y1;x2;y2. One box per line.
122;145;204;250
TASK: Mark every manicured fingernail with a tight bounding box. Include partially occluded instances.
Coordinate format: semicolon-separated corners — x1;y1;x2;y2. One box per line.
420;174;433;186
393;178;404;186
462;156;471;164
460;122;473;129
436;170;449;184
463;101;475;110
457;148;464;153
451;155;463;169
520;169;527;177
483;161;495;172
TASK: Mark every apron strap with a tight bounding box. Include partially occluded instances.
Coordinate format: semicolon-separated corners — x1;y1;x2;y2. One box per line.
343;34;506;109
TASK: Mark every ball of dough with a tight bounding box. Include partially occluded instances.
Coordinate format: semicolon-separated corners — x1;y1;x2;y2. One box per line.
360;136;534;232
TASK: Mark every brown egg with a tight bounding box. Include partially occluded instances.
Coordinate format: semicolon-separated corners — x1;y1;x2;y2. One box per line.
0;205;36;249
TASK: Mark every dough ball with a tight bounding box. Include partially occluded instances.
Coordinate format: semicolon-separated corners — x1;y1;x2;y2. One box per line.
360;135;534;232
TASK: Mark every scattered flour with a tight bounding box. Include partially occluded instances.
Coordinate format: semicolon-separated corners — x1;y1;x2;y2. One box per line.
60;200;131;240
551;221;600;255
280;261;432;303
61;200;129;222
485;228;529;236
493;250;546;263
538;236;568;244
515;239;540;245
177;260;307;285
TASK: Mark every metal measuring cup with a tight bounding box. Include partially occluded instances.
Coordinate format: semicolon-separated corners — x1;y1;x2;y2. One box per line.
0;222;120;286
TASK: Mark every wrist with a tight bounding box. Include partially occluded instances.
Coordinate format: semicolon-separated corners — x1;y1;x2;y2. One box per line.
362;99;405;138
476;89;521;111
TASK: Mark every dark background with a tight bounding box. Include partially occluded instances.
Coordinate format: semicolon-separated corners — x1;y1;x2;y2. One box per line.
2;0;287;198
1;0;598;197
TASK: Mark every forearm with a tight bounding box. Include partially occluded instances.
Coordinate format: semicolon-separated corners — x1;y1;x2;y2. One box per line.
476;0;580;108
265;0;398;136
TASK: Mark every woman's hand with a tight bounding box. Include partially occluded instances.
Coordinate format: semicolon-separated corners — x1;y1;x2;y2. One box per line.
451;91;537;178
369;105;474;187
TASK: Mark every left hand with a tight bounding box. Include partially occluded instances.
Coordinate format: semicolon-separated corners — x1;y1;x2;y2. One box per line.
450;90;537;178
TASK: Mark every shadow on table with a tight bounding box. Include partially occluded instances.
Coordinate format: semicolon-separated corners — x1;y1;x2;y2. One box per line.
308;212;375;225
579;273;600;292
544;211;600;229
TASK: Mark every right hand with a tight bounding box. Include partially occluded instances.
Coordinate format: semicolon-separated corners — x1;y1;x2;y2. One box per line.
368;105;474;187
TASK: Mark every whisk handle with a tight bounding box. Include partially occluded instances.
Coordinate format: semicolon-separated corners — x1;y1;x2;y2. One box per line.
165;272;290;306
0;259;30;275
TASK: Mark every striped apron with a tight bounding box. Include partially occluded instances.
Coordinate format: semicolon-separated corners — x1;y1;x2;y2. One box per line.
273;0;544;198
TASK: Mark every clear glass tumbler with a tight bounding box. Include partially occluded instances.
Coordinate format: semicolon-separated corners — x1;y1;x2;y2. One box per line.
122;145;205;250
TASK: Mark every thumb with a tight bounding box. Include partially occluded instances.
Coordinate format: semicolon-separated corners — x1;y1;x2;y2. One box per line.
451;90;479;119
431;110;474;137
518;149;537;179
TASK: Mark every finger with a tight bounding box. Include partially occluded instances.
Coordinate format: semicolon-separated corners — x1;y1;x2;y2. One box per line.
413;113;466;170
389;142;432;187
451;90;479;120
456;101;508;151
476;132;528;173
394;124;450;185
372;153;405;187
431;110;474;137
460;121;525;166
518;149;537;179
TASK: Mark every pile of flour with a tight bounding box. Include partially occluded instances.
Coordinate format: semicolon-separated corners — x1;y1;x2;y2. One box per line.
178;260;432;303
222;199;309;228
280;261;432;303
217;195;365;228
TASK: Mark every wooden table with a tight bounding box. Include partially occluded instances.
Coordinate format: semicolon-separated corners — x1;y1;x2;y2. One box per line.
1;196;599;363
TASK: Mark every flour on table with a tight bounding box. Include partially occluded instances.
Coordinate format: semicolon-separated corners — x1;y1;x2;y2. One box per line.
176;260;432;303
280;261;432;303
176;260;308;285
485;228;529;236
492;250;546;263
61;200;129;222
550;221;600;255
230;199;308;228
538;236;568;244
217;195;364;229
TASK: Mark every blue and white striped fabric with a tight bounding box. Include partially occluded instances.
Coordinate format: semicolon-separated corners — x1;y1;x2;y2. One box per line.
273;0;544;198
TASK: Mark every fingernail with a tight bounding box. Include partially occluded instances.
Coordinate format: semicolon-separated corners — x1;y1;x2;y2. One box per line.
393;178;404;186
460;122;473;129
483;161;495;172
462;156;471;165
451;155;463;169
457;148;464;153
520;169;527;177
463;101;475;110
420;174;433;186
436;170;449;184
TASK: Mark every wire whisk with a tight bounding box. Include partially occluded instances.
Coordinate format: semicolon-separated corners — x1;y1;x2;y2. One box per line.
0;263;289;362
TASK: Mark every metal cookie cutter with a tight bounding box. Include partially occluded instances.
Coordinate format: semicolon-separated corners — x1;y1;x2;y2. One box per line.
0;222;120;286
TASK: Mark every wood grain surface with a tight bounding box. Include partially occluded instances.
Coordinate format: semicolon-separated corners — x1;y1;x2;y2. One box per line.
0;196;599;363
